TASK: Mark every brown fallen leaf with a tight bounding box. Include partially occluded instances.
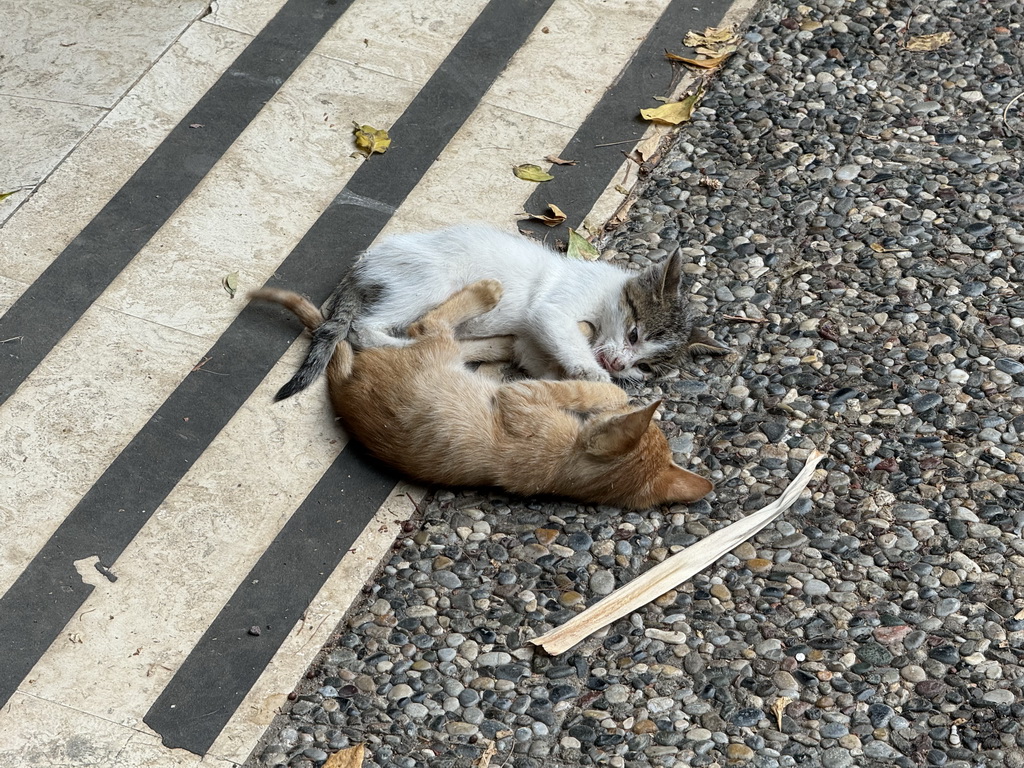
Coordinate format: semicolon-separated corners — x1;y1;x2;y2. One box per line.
905;31;953;51
519;203;567;227
634;129;664;163
665;50;733;69
566;228;600;261
324;743;364;768
640;86;705;125
513;163;554;182
353;123;391;156
545;154;577;166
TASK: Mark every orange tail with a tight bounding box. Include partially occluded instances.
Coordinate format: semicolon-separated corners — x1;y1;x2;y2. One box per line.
247;288;323;332
248;288;355;388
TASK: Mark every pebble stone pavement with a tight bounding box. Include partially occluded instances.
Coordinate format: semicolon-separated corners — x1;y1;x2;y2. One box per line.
249;0;1024;766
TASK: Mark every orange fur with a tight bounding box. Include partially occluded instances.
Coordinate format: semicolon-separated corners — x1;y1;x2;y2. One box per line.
250;282;712;509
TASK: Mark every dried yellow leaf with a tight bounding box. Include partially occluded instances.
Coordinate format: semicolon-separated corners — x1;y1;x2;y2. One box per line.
353;123;391;156
0;190;16;203
683;25;738;47
695;43;738;57
906;31;953;51
640;86;704;125
545;154;577;166
222;271;239;299
520;203;567;227
566;228;600;261
475;740;498;768
770;698;792;730
324;743;364;768
513;164;554;182
665;50;733;68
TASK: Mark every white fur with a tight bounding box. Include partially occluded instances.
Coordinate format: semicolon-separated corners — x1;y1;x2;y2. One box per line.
349;224;636;381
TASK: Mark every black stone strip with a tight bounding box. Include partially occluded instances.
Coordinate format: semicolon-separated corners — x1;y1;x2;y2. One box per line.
518;0;736;240
0;0;556;749
0;0;359;407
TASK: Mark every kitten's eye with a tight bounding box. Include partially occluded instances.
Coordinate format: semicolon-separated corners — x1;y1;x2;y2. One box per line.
628;327;640;344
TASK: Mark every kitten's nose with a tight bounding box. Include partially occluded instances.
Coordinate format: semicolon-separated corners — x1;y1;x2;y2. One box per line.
607;358;625;372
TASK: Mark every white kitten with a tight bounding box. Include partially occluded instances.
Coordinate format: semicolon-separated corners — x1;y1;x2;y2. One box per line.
273;223;725;401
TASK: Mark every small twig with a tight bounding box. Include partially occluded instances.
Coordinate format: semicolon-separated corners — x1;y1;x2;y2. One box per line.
594;138;644;147
723;314;769;324
190;356;228;375
1;336;23;343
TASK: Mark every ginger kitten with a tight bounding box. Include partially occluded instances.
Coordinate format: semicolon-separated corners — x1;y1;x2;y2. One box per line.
251;280;713;509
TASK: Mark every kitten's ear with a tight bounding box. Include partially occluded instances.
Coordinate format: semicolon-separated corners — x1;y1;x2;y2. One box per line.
659;466;714;503
687;328;730;356
584;400;661;458
658;248;684;299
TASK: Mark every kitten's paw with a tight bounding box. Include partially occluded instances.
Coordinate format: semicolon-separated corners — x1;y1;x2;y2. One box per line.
467;278;503;310
567;365;612;383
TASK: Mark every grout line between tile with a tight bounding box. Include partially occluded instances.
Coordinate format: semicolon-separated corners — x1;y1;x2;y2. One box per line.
14;689;155;739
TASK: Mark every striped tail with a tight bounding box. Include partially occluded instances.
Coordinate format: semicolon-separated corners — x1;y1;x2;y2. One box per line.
248;288;355;399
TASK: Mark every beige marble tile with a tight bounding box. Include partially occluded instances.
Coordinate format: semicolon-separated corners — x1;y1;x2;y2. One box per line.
90;54;418;337
0;305;207;597
316;0;490;85
0;693;136;767
0;21;251;288
389;102;575;235
203;0;295;37
208;0;489;85
0;96;105;187
484;0;670;127
0;187;31;227
116;731;237;768
0;693;232;768
210;483;422;763
0;273;24;317
12;340;343;727
0;0;209;108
